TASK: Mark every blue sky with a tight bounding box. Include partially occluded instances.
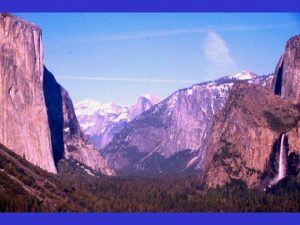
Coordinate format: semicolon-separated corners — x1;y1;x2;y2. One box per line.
17;13;300;106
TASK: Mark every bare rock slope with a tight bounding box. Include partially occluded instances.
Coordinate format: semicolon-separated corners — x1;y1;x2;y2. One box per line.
201;35;300;188
202;83;300;188
102;72;271;174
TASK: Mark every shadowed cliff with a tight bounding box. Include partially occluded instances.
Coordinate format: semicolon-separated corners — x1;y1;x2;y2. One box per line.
43;67;64;165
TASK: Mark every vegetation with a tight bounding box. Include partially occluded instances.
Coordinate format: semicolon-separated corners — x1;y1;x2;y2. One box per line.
58;173;300;212
0;144;299;212
264;110;300;133
67;145;79;152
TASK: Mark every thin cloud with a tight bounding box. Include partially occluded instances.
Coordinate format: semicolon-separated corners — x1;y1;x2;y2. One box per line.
63;23;297;43
56;76;198;84
203;32;237;72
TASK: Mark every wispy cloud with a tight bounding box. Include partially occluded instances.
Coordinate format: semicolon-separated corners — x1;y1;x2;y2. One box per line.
203;32;237;73
64;23;297;43
56;76;198;84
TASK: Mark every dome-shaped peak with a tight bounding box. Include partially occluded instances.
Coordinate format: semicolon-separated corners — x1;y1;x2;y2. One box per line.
140;94;161;104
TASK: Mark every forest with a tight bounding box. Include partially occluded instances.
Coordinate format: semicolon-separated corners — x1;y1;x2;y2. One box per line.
0;145;299;212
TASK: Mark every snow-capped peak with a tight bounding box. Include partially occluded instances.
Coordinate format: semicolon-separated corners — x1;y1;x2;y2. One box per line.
75;99;126;118
75;95;160;149
228;71;257;80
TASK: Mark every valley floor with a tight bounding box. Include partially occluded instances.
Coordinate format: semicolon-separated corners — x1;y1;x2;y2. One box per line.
0;144;299;212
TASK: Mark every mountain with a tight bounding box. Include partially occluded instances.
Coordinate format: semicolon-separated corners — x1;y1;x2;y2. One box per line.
1;13;300;212
1;13;299;192
0;13;114;176
272;35;300;103
75;95;160;149
100;35;300;188
0;13;57;173
101;71;272;174
44;69;115;175
129;95;161;120
201;82;300;188
201;34;300;189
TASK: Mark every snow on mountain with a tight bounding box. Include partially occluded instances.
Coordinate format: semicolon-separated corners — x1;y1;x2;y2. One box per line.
75;96;160;149
75;71;270;171
226;71;257;80
101;71;273;174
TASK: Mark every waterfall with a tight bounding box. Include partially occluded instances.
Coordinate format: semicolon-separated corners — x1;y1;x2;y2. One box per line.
268;133;287;187
277;133;287;180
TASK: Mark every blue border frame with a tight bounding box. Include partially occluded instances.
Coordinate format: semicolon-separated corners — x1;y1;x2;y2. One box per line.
0;0;300;12
1;213;300;225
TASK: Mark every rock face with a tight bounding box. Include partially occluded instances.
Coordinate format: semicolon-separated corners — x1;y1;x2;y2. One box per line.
75;95;160;149
0;14;113;176
0;14;57;173
61;87;115;175
44;68;115;176
201;83;300;187
272;35;300;103
201;34;300;188
102;72;271;174
128;95;161;121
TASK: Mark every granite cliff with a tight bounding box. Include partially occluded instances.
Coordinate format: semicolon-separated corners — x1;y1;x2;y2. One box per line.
201;35;300;188
0;14;113;175
272;35;300;103
201;83;300;188
44;68;114;175
0;13;57;173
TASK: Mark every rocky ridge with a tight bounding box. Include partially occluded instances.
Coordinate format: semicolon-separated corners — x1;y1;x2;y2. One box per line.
201;34;300;188
201;83;300;187
102;71;272;174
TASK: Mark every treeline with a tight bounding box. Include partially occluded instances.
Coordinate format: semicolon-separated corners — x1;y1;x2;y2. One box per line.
0;150;299;212
59;173;300;212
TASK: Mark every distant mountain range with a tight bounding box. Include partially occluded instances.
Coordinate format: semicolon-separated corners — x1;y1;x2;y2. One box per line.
75;72;265;150
99;71;272;175
75;71;274;177
75;95;160;149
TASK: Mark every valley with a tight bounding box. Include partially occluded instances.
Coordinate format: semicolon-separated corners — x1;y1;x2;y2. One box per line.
0;13;300;212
